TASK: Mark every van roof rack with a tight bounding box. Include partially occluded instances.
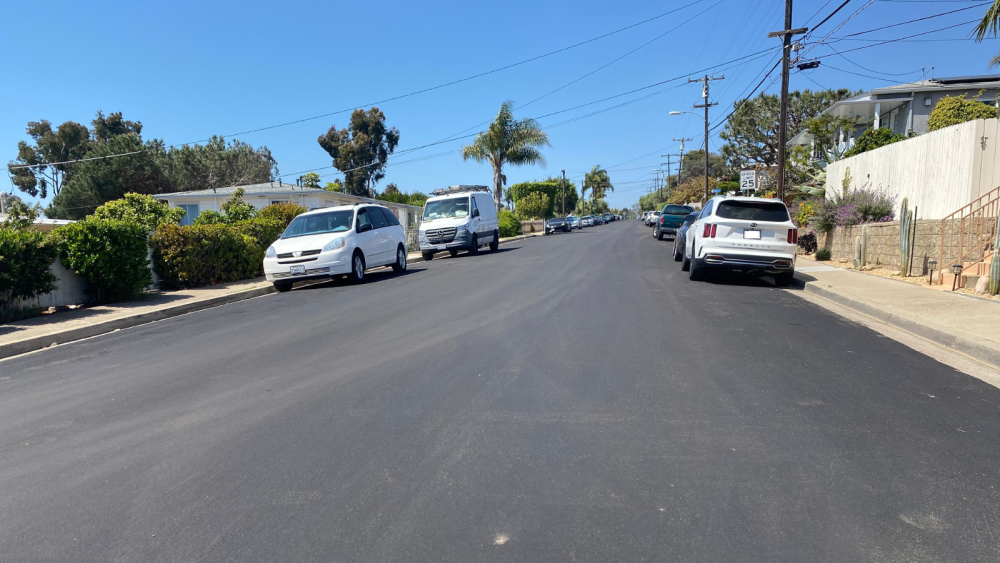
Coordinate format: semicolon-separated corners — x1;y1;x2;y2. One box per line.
430;185;491;196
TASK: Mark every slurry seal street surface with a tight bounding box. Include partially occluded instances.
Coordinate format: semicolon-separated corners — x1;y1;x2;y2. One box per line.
1;221;998;562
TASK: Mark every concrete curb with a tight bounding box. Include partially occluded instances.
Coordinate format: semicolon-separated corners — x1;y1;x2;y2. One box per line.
796;276;1000;370
0;285;276;361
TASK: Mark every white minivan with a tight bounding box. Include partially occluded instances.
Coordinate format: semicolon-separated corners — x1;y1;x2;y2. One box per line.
418;186;500;260
263;204;408;291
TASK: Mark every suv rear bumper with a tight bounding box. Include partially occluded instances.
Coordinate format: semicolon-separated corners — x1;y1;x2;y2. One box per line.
696;252;795;274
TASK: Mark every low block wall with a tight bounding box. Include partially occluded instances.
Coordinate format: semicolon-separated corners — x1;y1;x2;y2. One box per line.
816;218;990;274
520;220;544;233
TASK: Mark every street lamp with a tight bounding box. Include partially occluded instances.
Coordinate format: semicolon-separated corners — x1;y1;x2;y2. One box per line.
670;110;711;200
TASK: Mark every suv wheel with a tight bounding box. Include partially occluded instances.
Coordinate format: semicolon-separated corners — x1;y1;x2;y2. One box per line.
774;271;794;287
688;254;703;281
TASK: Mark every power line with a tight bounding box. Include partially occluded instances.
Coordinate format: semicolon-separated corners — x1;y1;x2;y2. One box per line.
828;1;989;42
823;44;924;75
816;18;980;55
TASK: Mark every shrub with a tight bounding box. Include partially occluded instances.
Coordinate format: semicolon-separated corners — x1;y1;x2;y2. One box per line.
793;200;818;228
815;248;832;261
92;193;185;231
813;186;896;234
514;192;551;221
220;188;258;222
259;202;307;228
56;219;151;303
0;228;58;314
843;128;905;158
498;209;522;238
150;217;283;288
928;91;999;131
797;231;818;254
193;209;225;225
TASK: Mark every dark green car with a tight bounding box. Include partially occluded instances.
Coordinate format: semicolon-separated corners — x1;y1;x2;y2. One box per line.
653;204;695;240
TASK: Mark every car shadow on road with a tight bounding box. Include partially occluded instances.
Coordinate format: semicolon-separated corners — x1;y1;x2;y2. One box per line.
698;271;788;289
293;267;425;291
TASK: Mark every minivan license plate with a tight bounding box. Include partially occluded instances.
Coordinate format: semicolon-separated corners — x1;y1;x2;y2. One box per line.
744;230;761;240
290;265;306;275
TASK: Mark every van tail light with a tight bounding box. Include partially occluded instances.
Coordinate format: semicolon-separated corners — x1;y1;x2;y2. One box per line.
702;224;717;238
788;229;798;244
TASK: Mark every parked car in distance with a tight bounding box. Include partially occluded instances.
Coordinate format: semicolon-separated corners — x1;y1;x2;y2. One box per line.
545;217;572;234
418;187;499;260
672;212;700;262
264;204;408;291
653;204;695;240
582;215;596;227
567;215;583;229
682;196;797;286
644;211;661;227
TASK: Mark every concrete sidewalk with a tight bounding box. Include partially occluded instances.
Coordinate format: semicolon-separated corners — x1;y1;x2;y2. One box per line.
794;256;1000;369
0;232;541;361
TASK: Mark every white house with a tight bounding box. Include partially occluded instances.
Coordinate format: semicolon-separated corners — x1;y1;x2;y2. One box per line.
153;181;424;231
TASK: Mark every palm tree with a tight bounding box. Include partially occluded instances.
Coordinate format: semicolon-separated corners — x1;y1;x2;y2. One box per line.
461;101;550;212
582;165;613;213
975;2;1000;66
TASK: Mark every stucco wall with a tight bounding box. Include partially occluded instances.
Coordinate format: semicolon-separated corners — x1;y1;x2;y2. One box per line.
825;119;1000;220
14;258;88;309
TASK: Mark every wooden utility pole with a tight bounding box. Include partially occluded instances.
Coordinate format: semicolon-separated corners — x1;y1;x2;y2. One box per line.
669;138;692;183
689;75;724;200
561;169;566;215
768;0;807;201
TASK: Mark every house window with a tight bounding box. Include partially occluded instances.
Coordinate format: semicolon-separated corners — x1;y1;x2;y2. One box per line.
178;204;199;226
271;199;290;205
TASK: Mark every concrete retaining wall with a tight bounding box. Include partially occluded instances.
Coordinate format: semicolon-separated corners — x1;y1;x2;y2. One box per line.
825;119;1000;220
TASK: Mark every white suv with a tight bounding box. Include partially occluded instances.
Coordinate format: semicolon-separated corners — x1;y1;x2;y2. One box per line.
263;204;408;291
682;196;797;286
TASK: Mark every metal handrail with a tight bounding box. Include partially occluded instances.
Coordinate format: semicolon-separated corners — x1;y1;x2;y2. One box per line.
938;185;1000;284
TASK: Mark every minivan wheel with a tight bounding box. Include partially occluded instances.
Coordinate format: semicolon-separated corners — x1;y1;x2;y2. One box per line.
351;252;366;283
469;234;479;255
490;230;499;251
391;246;407;272
273;281;293;293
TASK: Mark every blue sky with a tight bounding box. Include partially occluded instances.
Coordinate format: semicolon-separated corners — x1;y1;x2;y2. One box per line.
4;0;999;213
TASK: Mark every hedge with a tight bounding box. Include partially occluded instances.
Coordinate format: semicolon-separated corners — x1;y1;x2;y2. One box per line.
56;219;152;303
258;202;307;227
150;217;284;288
498;209;522;238
0;229;58;312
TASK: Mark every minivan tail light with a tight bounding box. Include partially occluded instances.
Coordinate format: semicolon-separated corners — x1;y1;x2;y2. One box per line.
787;229;798;244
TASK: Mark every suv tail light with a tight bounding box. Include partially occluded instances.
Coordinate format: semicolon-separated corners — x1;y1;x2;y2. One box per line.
702;224;717;238
787;229;798;244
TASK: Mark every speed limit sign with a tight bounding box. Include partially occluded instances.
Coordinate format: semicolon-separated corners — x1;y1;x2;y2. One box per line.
740;169;757;191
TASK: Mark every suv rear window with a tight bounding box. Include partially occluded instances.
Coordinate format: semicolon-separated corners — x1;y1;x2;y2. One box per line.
716;201;789;222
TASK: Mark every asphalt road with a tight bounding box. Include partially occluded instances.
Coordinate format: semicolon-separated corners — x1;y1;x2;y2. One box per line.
2;221;999;562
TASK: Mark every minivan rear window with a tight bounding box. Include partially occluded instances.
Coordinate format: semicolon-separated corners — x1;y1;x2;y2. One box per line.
716;201;789;222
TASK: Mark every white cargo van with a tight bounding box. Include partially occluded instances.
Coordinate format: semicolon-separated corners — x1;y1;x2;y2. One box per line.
418;186;500;260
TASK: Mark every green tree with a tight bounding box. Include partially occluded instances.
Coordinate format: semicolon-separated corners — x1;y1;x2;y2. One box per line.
975;1;1000;66
163;136;277;192
7;120;91;198
317;107;400;197
324;178;343;192
842;128;906;157
461;100;550;212
301;172;321;188
677;150;727;185
719;89;859;171
508;178;577;217
91;111;142;143
47;134;170;220
928;92;999;131
220;188;259;222
582;165;613;214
